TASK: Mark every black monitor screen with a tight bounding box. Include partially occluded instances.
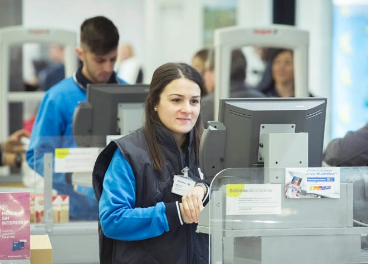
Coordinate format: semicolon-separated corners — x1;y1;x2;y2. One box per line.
73;84;149;147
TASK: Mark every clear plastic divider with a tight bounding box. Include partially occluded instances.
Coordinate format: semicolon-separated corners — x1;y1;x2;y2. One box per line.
198;167;368;264
26;135;100;263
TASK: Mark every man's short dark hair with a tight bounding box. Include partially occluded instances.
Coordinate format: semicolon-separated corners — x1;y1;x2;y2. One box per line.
80;16;119;55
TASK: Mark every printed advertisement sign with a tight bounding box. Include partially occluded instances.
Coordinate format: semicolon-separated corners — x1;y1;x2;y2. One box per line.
0;192;30;260
285;167;340;199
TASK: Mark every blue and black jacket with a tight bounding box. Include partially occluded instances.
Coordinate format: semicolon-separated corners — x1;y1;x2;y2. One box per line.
93;125;209;264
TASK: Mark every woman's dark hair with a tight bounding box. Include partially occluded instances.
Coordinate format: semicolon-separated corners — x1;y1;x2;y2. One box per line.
80;16;119;55
143;62;205;171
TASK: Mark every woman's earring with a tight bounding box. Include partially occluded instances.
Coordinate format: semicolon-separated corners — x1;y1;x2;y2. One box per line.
154;107;157;111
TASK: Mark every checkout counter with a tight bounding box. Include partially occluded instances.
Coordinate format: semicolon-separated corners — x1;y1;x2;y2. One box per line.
197;167;368;264
6;160;368;264
0;154;98;264
0;143;100;264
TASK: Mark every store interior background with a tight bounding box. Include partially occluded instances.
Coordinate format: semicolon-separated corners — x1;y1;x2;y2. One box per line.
0;0;366;151
1;1;367;263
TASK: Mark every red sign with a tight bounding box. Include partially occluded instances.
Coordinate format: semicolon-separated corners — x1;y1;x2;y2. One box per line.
28;29;50;35
253;29;278;35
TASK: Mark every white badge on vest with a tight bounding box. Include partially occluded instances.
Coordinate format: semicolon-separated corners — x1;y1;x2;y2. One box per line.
172;167;195;196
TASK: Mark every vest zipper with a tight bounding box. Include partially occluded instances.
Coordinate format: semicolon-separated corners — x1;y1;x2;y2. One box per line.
179;148;186;173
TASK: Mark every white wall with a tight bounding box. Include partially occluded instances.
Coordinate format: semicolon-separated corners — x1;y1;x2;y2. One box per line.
144;0;202;83
296;0;333;99
23;0;146;78
296;0;333;145
237;0;273;27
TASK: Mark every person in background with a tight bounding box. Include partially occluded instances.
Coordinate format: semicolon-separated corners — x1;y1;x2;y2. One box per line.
26;16;127;220
0;129;30;168
323;124;368;166
201;49;215;96
201;48;265;127
38;44;66;92
251;47;277;90
191;48;209;81
24;45;68;133
257;49;295;97
93;62;209;264
115;43;144;84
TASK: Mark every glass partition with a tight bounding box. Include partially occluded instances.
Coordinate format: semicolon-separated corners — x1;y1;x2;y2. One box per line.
22;135;100;263
200;167;368;264
27;136;101;224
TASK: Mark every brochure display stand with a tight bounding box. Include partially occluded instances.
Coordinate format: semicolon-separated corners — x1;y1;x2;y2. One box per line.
197;167;368;264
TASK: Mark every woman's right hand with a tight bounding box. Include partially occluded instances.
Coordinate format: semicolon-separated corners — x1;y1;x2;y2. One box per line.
179;203;194;224
179;185;205;224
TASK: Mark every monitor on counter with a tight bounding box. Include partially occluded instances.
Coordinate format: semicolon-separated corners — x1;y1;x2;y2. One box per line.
199;97;327;178
73;84;149;148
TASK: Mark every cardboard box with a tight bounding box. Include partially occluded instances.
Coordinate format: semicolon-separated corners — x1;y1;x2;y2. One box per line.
0;192;30;260
30;235;52;264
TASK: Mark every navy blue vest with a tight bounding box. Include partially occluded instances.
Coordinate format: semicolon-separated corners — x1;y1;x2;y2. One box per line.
93;126;209;264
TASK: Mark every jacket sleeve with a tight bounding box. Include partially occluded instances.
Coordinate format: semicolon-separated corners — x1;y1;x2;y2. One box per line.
323;123;368;166
99;149;183;241
26;92;63;177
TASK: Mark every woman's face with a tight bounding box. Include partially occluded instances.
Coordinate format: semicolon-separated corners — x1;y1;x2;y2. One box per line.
272;51;294;85
155;78;201;145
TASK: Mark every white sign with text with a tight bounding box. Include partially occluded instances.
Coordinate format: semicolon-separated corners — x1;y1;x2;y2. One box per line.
54;148;100;173
226;184;281;215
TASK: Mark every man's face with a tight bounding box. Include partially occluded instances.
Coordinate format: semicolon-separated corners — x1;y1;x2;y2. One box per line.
77;46;118;83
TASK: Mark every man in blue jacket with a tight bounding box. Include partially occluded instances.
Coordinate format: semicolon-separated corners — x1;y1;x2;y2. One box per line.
26;16;127;220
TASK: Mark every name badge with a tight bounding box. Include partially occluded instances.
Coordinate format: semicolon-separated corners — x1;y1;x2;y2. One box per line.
172;175;195;196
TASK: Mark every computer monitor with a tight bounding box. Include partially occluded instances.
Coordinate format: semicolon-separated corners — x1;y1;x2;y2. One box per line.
73;84;149;147
199;97;327;179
